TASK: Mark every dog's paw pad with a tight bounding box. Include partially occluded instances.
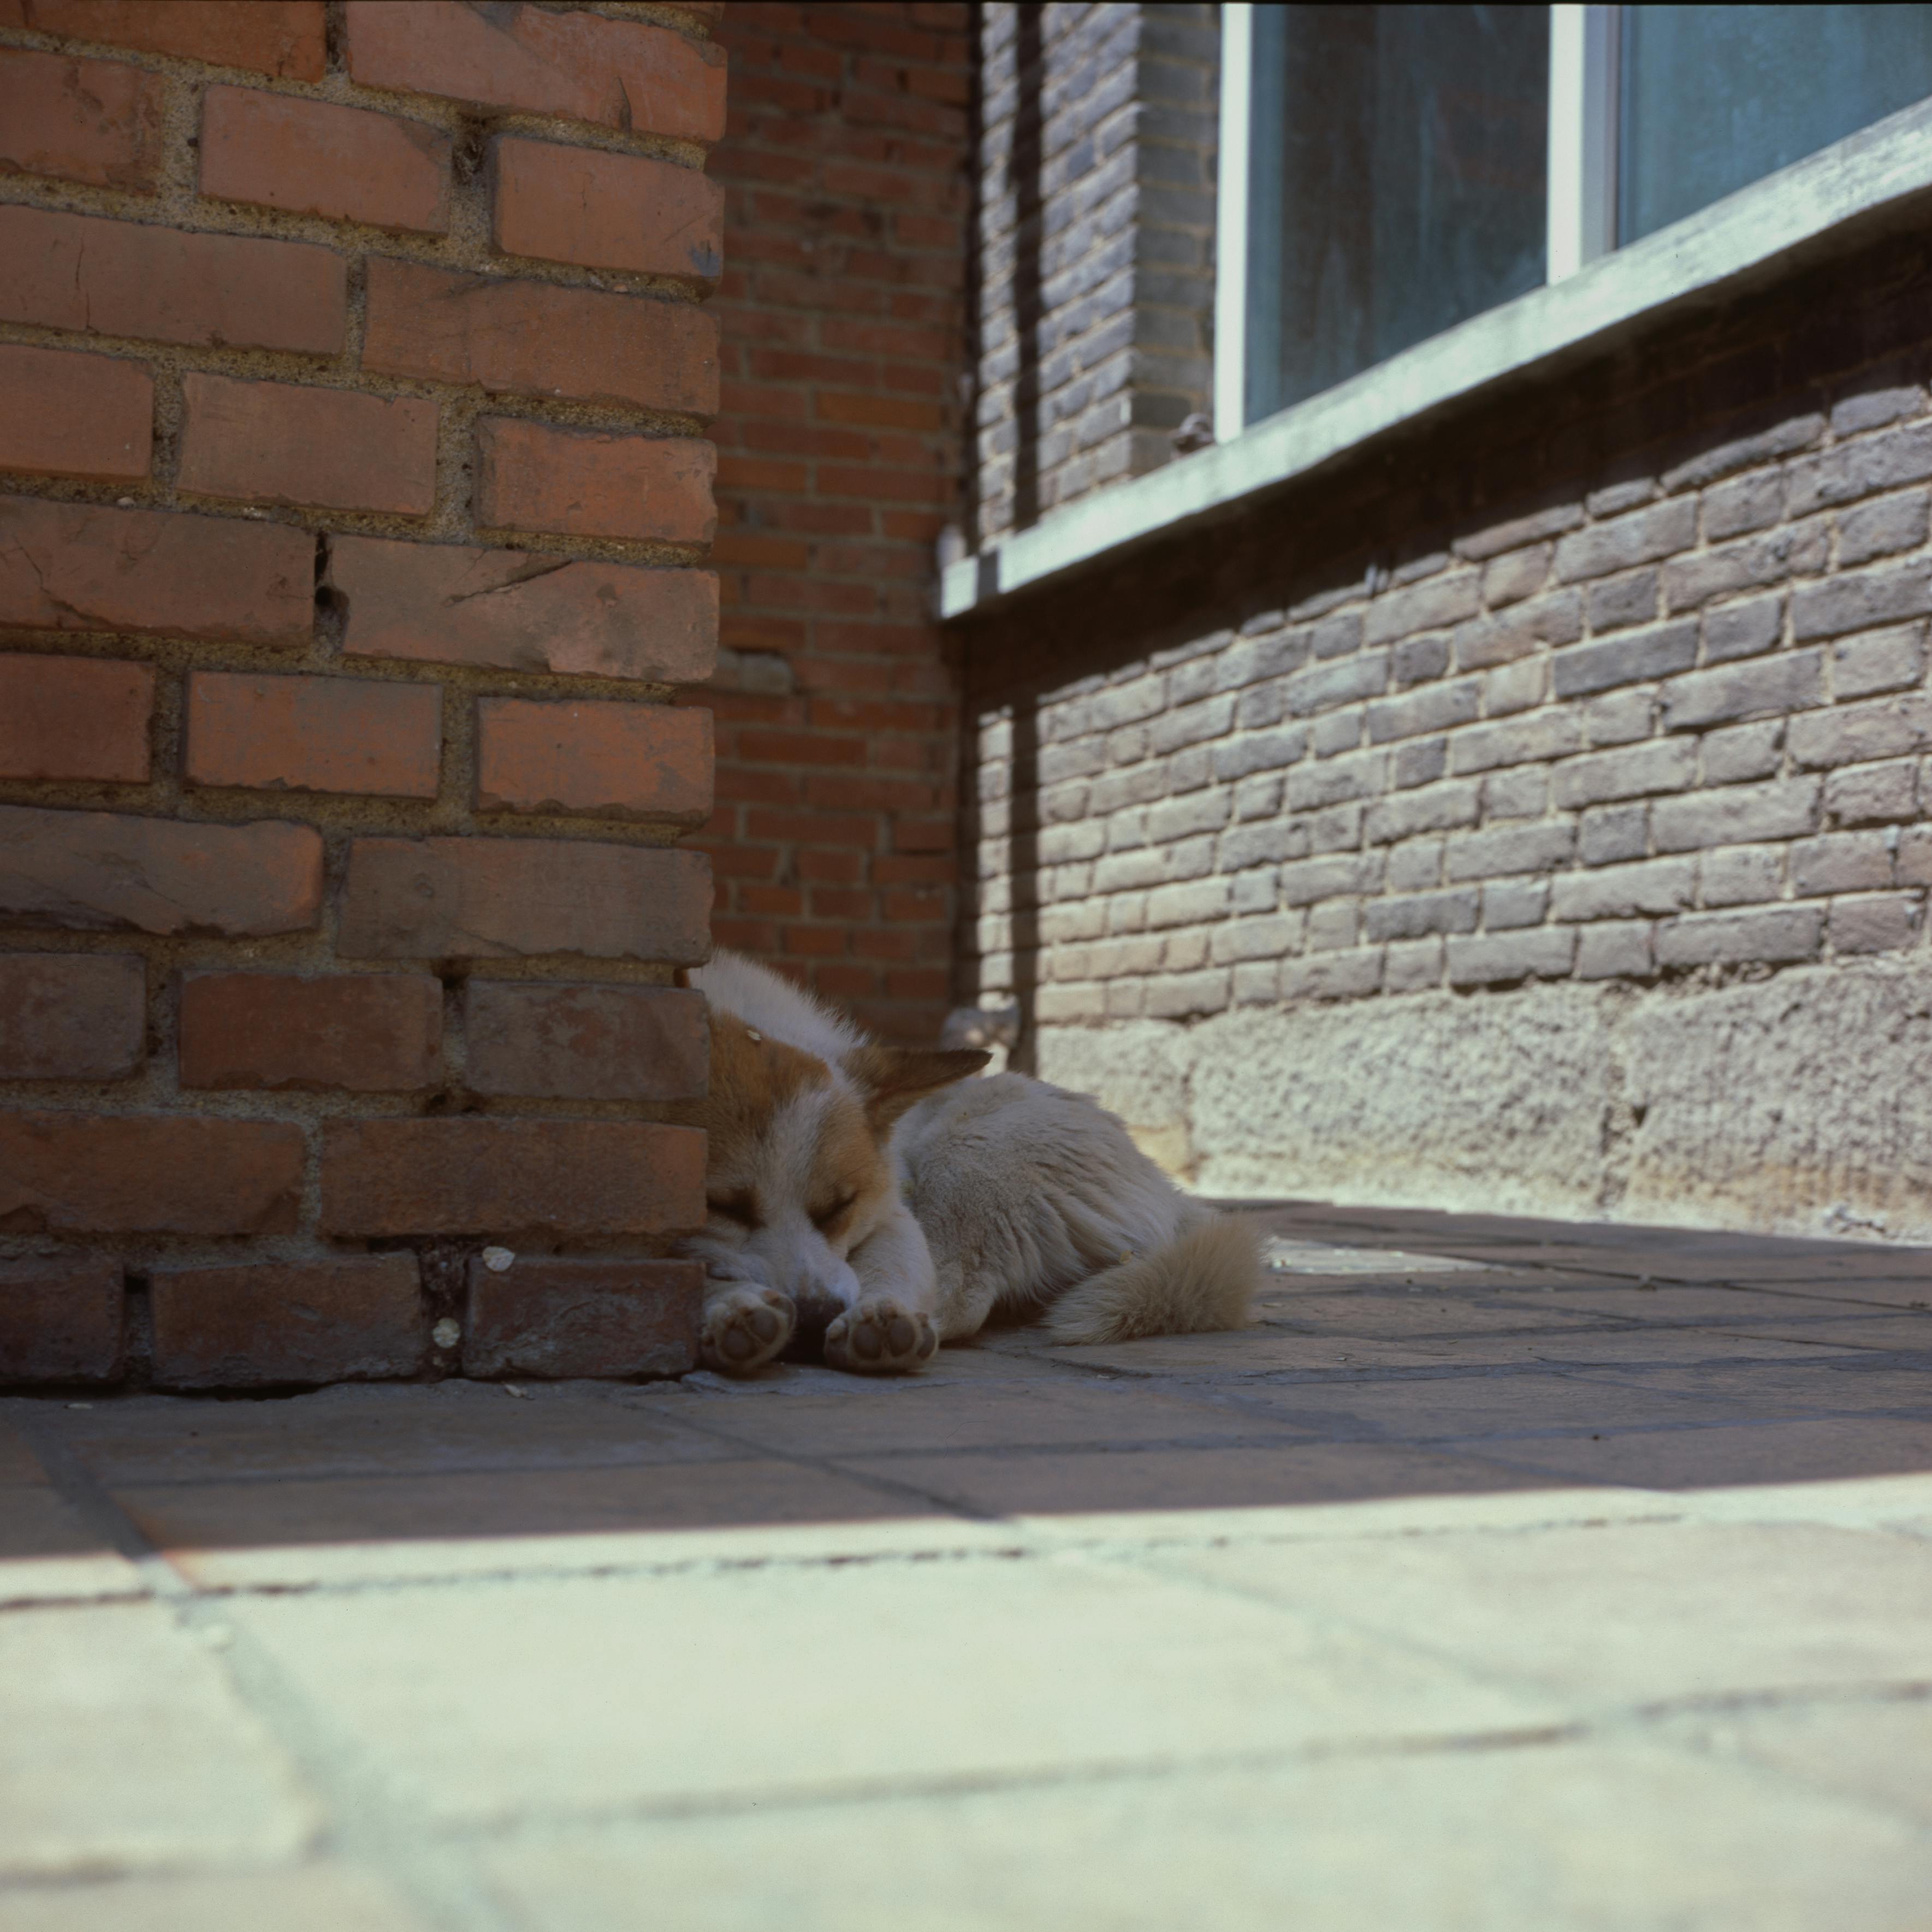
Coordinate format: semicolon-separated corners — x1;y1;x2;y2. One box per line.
701;1287;795;1376
824;1298;938;1375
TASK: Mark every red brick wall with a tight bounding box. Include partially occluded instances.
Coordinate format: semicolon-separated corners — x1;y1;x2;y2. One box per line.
700;1;971;1042
0;0;724;1388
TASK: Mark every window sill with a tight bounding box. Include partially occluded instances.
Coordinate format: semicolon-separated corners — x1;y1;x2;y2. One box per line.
940;97;1932;623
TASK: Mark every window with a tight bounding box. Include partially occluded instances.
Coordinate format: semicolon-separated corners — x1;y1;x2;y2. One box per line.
1241;6;1549;426
1619;6;1932;243
1217;3;1932;437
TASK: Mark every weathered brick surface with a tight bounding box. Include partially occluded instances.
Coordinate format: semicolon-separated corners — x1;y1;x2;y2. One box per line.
465;981;707;1100
1550;860;1696;922
185;671;441;798
0;1113;304;1234
0;45;161;189
329;535;716;684
975;3;1217;538
0;204;346;353
963;234;1932;1026
178;373;437;515
1656;906;1823;968
463;1256;701;1379
494;138;722;282
0;805;323;936
318;1118;706;1237
1833;625;1925;697
199;85;451;234
1551;620;1699;698
179;971;442;1092
344;0;726;140
1575;921;1653;980
362;259;718;417
0;498;313;644
1662;651;1822;730
0;653;152;781
476;419;715;546
475;697;710;822
337;837;710;962
0;342;151;482
151;1257;426;1388
1652;780;1821;852
1829;891;1920;955
0;1258;122;1383
1791;831;1892;897
0;1;327;79
1447;928;1577;986
700;2;970;1036
0;952;144;1080
0;0;727;1389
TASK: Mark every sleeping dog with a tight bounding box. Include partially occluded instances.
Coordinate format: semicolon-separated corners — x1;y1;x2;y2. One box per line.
683;952;1260;1376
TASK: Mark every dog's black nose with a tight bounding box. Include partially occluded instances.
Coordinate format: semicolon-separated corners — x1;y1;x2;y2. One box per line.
787;1289;844;1348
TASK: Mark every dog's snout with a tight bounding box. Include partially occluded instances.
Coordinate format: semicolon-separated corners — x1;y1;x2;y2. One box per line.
789;1288;845;1342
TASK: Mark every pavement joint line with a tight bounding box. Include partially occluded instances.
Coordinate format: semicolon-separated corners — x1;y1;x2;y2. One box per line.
167;1540;1052;1601
35;1419;1666;1491
418;1721;1643;1839
1476;1314;1932;1336
433;1673;1932;1836
1627;1677;1932;1722
7;1486;1799;1610
60;1449;781;1492
1598;1279;1931;1310
1027;1348;1891;1387
1086;1535;1721;1758
1167;1395;1932;1448
1109;1530;1932;1756
1708;1331;1932;1354
7;1406;515;1932
643;1403;1017;1523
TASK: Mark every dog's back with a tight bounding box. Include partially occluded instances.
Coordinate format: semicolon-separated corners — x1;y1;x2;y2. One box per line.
898;1072;1260;1344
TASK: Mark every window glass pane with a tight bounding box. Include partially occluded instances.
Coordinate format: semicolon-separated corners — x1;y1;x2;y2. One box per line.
1244;4;1548;429
1620;5;1932;245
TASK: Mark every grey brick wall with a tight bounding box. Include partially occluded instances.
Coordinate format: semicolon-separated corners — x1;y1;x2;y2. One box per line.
969;382;1932;1026
973;2;1216;543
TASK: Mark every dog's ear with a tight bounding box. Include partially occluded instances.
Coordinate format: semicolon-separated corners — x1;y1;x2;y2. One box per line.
842;1045;991;1132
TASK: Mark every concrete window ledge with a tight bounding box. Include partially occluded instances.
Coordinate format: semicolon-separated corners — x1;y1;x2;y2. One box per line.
941;97;1932;623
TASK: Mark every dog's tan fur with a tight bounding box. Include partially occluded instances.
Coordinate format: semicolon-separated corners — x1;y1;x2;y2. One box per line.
683;963;987;1374
684;952;1259;1375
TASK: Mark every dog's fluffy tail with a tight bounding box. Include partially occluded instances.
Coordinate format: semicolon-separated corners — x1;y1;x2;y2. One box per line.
1044;1212;1262;1346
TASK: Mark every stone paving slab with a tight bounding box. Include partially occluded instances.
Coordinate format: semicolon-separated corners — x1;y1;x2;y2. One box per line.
119;1458;932;1592
50;1382;736;1484
1;1201;1930;1928
474;1733;1932;1932
0;1866;434;1932
1569;1358;1932;1413
1457;1415;1932;1490
0;1601;319;1882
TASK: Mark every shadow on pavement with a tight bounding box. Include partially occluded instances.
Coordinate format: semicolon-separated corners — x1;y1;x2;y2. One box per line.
5;1202;1931;1587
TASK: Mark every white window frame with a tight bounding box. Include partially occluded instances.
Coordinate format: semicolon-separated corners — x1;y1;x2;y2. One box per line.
943;7;1932;620
1217;2;1620;437
1211;0;1255;443
1546;4;1620;281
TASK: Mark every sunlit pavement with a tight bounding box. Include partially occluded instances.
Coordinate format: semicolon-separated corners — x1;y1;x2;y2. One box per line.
4;1200;1932;1930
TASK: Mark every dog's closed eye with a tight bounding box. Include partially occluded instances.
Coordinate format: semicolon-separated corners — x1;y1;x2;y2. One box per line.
708;1190;761;1229
810;1191;858;1234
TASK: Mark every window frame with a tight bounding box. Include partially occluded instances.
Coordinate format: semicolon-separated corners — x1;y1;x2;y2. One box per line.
1218;1;1623;438
1546;3;1620;282
941;5;1932;621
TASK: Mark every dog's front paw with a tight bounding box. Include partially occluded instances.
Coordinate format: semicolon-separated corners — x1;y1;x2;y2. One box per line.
823;1297;939;1375
701;1285;796;1375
